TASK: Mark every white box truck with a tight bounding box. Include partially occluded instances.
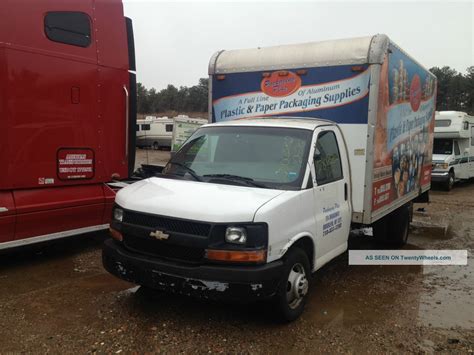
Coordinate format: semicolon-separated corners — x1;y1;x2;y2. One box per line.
432;111;474;190
103;35;436;321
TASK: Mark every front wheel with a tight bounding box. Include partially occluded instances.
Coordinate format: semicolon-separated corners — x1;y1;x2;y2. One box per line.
445;170;455;191
273;248;310;322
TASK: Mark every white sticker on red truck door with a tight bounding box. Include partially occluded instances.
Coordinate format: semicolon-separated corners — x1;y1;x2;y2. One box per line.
57;149;94;180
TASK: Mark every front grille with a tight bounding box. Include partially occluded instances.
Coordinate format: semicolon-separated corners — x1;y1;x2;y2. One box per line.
123;235;204;263
123;210;211;237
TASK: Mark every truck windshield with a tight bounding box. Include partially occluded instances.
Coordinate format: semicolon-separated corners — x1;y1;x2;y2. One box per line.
163;126;312;190
433;138;453;155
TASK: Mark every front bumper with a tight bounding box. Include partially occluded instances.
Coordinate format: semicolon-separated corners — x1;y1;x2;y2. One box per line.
431;171;449;182
102;239;284;302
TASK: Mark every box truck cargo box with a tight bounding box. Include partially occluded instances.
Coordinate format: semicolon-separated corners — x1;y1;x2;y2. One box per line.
209;34;437;224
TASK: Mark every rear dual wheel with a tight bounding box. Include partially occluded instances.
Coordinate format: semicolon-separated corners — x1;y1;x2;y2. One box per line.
372;204;410;246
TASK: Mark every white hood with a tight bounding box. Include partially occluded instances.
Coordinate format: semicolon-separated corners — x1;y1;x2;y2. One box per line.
116;177;286;223
432;154;452;163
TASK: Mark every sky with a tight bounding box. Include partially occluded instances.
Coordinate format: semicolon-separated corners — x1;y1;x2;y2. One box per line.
123;0;473;90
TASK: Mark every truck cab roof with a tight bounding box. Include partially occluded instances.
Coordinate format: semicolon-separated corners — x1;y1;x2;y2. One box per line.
203;117;334;131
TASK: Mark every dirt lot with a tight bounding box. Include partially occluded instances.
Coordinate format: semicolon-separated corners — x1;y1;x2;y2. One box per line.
0;163;473;352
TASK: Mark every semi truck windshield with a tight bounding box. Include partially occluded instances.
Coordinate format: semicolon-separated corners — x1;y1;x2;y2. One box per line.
163;126;312;190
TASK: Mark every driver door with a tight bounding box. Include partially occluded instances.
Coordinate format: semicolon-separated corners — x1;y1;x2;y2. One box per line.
311;127;351;265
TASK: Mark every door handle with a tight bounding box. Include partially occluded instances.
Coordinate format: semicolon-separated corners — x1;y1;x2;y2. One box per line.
344;183;348;201
0;207;8;213
123;85;129;159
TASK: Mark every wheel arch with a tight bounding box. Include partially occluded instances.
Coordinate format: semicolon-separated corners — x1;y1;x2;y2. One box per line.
281;234;315;271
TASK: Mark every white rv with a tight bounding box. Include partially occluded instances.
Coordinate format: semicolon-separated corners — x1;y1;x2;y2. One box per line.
432;111;474;190
136;117;174;149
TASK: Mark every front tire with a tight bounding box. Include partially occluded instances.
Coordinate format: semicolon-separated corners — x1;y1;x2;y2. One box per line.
445;170;455;191
274;248;310;322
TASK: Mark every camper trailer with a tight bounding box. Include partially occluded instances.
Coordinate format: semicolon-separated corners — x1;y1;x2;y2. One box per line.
136;117;174;149
432;111;474;190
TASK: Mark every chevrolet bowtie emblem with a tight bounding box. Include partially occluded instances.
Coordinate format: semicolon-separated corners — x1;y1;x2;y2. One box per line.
149;230;170;240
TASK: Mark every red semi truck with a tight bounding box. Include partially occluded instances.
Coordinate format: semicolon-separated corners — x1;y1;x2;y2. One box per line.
0;0;136;249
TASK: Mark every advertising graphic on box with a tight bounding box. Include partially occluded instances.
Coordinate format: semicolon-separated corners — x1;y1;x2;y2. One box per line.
372;44;436;211
212;65;371;124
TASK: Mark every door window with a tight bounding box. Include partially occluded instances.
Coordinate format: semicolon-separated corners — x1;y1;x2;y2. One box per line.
454;141;461;156
44;12;91;48
314;131;343;185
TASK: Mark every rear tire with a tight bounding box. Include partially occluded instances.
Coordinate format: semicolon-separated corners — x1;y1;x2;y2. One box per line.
273;247;310;322
153;142;159;150
373;205;410;246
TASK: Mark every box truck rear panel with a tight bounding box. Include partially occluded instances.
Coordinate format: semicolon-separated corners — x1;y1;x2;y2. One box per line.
209;35;436;224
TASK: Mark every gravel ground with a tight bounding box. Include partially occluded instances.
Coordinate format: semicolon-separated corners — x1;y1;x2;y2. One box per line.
0;167;472;353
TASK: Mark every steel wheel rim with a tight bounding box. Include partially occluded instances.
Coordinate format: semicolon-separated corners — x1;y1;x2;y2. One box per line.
286;263;308;309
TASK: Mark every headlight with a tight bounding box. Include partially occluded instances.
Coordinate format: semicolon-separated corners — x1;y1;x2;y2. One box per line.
113;208;124;222
435;163;449;170
225;226;247;244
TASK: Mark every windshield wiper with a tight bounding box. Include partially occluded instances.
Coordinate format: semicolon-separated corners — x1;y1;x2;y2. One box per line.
167;162;202;181
203;174;268;188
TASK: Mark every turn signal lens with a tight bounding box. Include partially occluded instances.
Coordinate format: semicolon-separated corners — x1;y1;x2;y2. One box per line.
109;227;123;242
205;249;266;263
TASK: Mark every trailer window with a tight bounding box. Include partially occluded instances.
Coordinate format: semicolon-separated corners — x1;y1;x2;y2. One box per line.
44;12;91;48
314;131;343;185
166;124;173;132
141;124;150;131
435;119;451;127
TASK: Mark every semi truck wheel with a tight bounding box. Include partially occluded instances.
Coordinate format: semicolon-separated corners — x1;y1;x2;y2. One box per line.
274;247;310;322
445;170;455;191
